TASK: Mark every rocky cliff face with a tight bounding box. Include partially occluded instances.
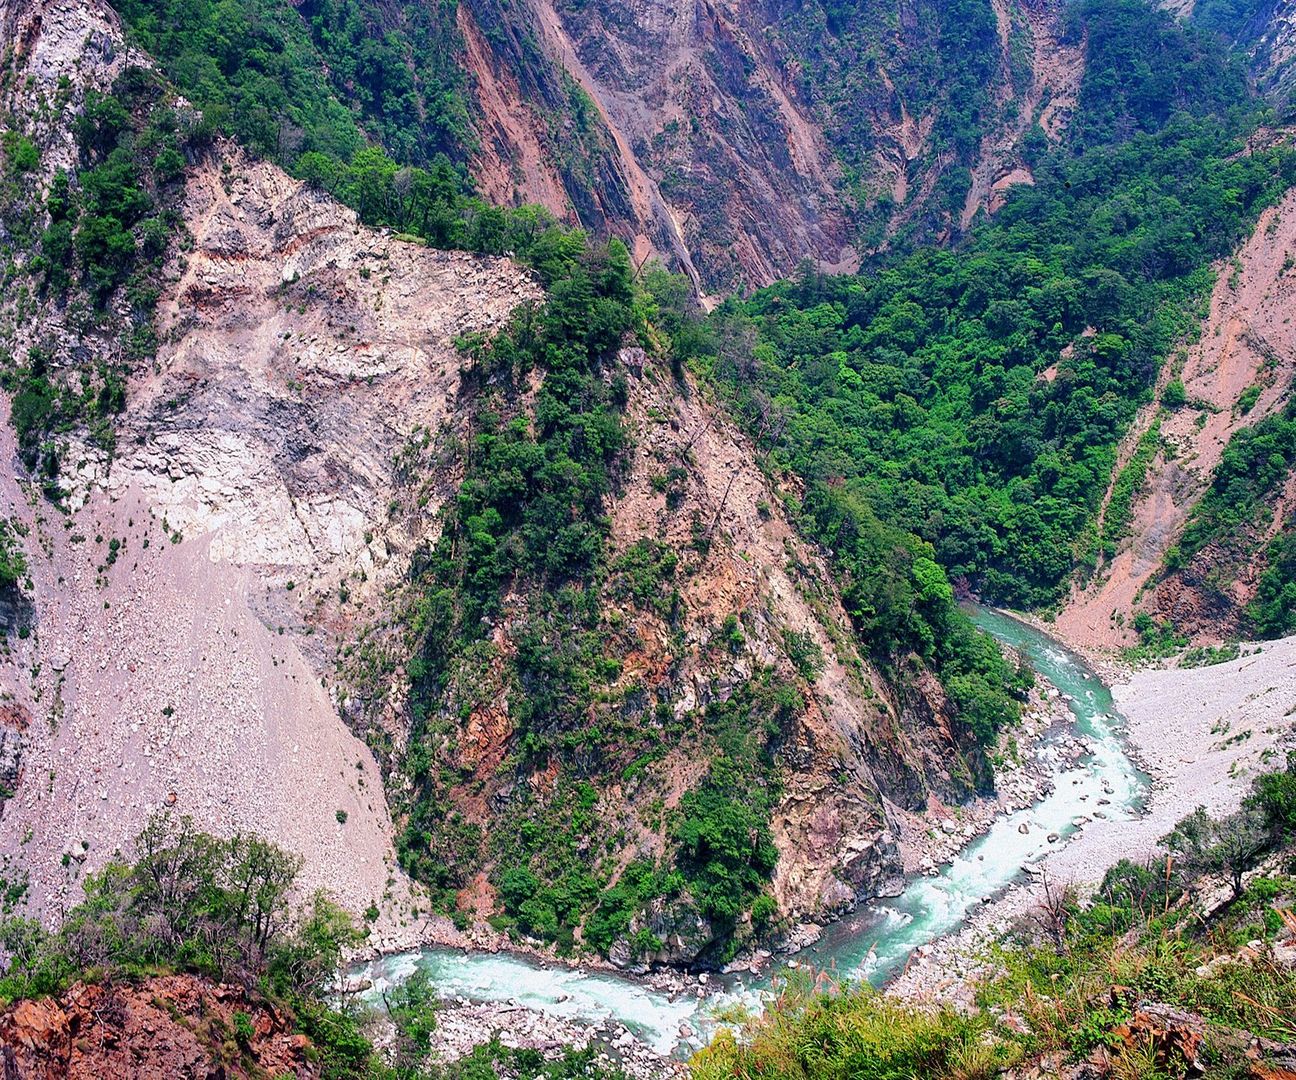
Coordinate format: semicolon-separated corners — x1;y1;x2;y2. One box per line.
0;975;318;1079
1246;1;1296;100
459;0;1084;295
1168;0;1296;103
589;352;988;937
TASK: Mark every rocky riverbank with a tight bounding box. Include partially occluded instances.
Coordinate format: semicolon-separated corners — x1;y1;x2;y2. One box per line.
700;664;1089;975
888;632;1296;1006
366;663;1084;988
408;1000;687;1080
892;677;1081;878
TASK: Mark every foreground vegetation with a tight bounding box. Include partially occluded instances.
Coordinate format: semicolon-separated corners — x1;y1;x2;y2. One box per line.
0;814;629;1079
694;755;1296;1080
2;758;1293;1078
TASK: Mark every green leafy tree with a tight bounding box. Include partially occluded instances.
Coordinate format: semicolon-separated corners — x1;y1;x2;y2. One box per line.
383;966;438;1069
1162;805;1270;898
1248;751;1296;842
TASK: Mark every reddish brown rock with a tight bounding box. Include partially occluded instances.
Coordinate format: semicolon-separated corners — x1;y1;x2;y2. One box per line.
0;976;319;1080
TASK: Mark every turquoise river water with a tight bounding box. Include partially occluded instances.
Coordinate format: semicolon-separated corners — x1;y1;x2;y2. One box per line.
352;608;1148;1057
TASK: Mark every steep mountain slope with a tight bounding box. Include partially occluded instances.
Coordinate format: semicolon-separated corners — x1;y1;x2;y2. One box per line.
118;0;1291;309
0;0;1019;971
0;0;535;929
389;348;998;965
1178;0;1296;101
674;0;1295;675
113;0;1087;296
445;0;1086;293
1058;177;1296;650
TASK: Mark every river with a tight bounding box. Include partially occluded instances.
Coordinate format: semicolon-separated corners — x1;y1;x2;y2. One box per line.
352;608;1148;1058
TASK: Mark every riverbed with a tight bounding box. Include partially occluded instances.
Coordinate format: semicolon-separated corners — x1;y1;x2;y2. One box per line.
352;608;1154;1059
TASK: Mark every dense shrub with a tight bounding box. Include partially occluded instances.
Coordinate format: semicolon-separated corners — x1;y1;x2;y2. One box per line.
0;521;27;592
1169;398;1296;573
1248;527;1296;639
693;982;1014;1080
0;812;361;1001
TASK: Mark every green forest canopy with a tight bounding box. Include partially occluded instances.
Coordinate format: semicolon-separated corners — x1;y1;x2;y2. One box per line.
698;0;1293;617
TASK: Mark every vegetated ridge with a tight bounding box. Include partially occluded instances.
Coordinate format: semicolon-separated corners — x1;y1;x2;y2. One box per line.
115;0;1090;295
0;0;1023;981
1058;172;1296;651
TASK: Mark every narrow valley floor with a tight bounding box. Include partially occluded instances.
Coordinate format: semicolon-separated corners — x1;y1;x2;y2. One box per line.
890;631;1296;1003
